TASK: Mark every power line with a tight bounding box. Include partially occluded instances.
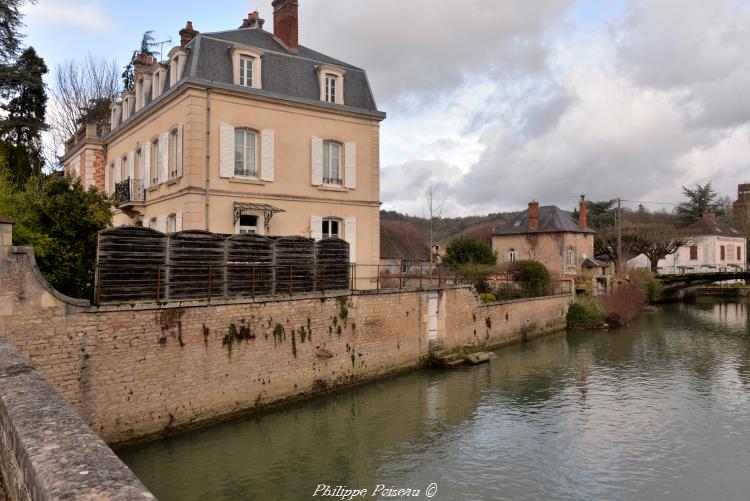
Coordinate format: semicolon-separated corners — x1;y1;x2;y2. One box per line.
620;199;680;206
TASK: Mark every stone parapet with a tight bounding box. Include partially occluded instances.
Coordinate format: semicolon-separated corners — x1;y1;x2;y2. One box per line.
0;335;154;500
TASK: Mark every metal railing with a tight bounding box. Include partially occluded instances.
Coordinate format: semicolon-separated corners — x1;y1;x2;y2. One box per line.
114;178;145;203
94;261;574;305
657;263;748;275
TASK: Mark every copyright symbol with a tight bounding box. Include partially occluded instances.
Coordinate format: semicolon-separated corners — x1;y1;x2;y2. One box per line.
425;483;437;498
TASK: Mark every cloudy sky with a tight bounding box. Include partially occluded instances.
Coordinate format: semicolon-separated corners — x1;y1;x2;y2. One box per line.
21;0;750;215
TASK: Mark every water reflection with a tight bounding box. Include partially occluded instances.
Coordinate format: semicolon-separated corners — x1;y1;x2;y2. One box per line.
119;302;750;501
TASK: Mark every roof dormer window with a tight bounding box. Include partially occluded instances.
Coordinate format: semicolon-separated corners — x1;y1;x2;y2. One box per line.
239;55;254;87
325;74;337;103
318;65;345;105
110;102;122;128
231;46;263;90
152;65;167;100
168;47;187;87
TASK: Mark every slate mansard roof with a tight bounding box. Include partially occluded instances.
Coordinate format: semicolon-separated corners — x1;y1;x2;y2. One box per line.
189;27;381;114
107;25;384;137
492;206;595;236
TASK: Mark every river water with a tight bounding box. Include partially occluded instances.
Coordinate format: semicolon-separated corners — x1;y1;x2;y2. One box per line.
118;302;750;501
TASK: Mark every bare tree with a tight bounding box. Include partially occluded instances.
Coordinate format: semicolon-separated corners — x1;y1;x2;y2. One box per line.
423;176;445;265
630;223;688;273
48;53;120;160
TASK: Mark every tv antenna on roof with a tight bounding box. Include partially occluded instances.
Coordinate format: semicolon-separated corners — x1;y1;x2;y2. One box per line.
154;38;173;62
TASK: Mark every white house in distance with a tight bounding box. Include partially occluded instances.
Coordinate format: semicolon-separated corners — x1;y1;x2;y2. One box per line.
629;209;747;274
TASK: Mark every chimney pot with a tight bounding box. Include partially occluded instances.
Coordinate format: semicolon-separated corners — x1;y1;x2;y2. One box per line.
579;194;587;230
241;11;265;29
272;0;299;50
179;21;198;47
528;201;540;231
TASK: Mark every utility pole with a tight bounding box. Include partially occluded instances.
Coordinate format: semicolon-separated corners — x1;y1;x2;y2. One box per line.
617;197;623;276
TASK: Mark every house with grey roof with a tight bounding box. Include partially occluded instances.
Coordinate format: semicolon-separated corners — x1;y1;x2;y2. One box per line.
629;208;747;274
61;0;386;275
491;197;596;278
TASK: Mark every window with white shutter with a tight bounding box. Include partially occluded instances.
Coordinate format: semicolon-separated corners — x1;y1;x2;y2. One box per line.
170;125;182;179
344;142;356;189
322;141;341;185
310;216;323;240
261;130;275;182
127;151;135;180
311;137;323;186
345;218;357;263
175;211;183;232
158;132;169;183
114;158;122;183
143;142;151;189
219;122;235;178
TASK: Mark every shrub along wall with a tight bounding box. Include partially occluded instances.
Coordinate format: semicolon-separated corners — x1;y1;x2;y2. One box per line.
1;243;572;445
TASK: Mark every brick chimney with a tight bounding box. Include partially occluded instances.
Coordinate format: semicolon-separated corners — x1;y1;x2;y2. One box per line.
528;201;540;231
579;194;587;229
704;207;717;222
272;0;299;50
179;21;198;47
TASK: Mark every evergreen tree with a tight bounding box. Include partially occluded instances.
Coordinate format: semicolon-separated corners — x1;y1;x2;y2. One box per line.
442;236;496;265
122;30;157;91
0;172;112;299
0;46;48;188
676;182;722;225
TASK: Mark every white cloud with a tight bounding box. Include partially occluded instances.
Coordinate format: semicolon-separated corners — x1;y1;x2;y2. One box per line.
301;0;750;216
22;1;111;31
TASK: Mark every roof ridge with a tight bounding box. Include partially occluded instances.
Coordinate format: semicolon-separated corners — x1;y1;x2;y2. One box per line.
199;30;363;71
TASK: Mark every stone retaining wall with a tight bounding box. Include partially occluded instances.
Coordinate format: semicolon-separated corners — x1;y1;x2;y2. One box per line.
1;239;572;446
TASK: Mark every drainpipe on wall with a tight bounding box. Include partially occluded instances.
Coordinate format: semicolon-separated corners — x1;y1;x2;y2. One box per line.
205;87;212;231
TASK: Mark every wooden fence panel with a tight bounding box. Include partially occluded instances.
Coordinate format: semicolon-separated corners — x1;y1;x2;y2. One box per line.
274;236;315;294
226;234;274;297
96;226;166;303
168;231;225;300
315;238;350;291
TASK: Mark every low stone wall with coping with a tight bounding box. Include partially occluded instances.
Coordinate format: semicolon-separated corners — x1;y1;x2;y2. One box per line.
0;335;154;500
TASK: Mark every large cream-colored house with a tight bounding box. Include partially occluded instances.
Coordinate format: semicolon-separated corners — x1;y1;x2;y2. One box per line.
492;198;596;278
628;209;747;273
61;1;385;268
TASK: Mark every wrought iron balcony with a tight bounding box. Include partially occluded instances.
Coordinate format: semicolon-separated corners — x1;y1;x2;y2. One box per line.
323;176;342;186
114;178;145;205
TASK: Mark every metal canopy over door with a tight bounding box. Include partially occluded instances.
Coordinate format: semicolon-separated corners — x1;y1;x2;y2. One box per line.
428;291;438;342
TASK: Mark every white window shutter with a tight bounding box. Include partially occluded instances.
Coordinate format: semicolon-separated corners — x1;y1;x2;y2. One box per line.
143;142;151;188
310;216;322;240
159;132;169;183
176;124;183;178
344;142;357;189
175;211;183;232
261;129;275;182
114;158;122;183
345;217;357;263
127;151;135;180
156;215;167;233
311;137;323;186
219;122;234;178
104;164;110;193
